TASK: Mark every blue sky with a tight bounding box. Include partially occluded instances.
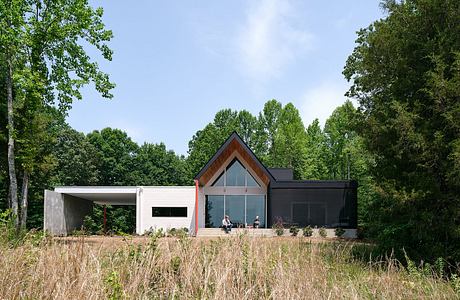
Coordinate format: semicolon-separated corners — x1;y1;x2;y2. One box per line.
67;1;385;155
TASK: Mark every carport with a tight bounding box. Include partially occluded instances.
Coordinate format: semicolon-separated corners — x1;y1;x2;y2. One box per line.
44;187;139;236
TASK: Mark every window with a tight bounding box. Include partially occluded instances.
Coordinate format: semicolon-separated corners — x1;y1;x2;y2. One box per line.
226;159;246;186
152;207;187;217
205;195;266;228
211;158;261;187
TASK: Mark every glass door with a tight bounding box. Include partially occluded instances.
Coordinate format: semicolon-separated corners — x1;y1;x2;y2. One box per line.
205;195;266;228
205;195;224;228
225;195;245;227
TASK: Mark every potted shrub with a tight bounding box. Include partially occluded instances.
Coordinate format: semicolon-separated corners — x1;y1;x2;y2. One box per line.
272;219;284;236
319;227;327;238
335;227;345;238
289;226;299;236
302;226;313;237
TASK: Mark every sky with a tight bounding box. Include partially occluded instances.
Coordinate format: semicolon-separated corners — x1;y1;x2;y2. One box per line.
67;0;385;155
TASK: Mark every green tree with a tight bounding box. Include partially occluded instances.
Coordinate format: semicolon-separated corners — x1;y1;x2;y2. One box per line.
187;109;262;176
129;143;190;186
324;100;358;180
272;103;307;179
259;99;282;165
52;127;99;186
87;128;137;186
0;0;114;227
343;0;460;262
303;119;328;180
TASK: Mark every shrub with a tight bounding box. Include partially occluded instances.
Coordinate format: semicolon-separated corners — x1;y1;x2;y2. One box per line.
0;209;28;247
289;226;299;236
335;228;345;238
167;227;189;238
83;215;101;234
70;229;87;236
272;220;284;236
167;227;177;236
319;227;327;238
105;271;122;300
302;226;313;237
145;227;165;238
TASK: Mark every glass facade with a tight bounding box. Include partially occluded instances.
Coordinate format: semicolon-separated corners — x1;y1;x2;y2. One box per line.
246;195;265;227
205;195;266;228
206;158;266;228
211;158;260;187
205;195;224;228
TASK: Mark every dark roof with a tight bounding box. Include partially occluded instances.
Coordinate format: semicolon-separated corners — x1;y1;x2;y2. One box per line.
270;180;358;189
268;168;294;181
194;132;275;183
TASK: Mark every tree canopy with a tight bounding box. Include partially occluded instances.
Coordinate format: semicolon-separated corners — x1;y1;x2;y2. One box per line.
344;0;460;262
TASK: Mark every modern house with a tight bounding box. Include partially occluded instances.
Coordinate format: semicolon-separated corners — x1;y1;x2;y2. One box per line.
44;132;357;236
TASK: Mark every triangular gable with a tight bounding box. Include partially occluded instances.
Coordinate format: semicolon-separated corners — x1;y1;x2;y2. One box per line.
194;132;275;186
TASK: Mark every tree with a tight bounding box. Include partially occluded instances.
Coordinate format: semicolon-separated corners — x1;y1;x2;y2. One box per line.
259;99;282;164
187;109;262;176
129;142;191;186
343;0;460;262
52;127;99;186
324;100;358;180
303;119;328;180
0;0;114;228
272;103;308;179
87;128;137;186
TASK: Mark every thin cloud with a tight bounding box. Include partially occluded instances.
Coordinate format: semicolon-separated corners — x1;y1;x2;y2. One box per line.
300;80;356;128
235;0;314;83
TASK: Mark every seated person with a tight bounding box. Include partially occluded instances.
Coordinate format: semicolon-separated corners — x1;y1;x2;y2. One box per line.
222;215;232;233
253;216;260;229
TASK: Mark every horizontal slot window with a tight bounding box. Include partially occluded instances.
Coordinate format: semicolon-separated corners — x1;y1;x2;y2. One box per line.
152;207;187;217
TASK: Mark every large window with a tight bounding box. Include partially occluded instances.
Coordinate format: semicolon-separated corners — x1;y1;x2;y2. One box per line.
205;195;265;228
211;158;260;187
152;207;187;217
205;196;224;227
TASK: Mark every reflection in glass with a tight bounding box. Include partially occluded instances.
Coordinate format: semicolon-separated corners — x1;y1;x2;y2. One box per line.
246;195;265;227
225;195;245;226
211;171;224;186
246;172;260;187
205;195;224;228
226;160;246;186
205;193;266;228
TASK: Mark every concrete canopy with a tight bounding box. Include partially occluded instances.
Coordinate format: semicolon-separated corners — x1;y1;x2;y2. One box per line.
54;187;137;205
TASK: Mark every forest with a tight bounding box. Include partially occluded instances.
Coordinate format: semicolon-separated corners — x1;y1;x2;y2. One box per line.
1;0;459;268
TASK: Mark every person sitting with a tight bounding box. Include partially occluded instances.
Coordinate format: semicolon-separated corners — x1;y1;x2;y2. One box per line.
222;215;232;233
253;216;260;229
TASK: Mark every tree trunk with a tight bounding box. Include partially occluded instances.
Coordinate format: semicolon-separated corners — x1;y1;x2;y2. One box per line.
7;188;11;210
6;55;19;228
20;171;29;229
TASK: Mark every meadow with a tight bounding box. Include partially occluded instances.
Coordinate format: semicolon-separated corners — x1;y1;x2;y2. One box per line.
0;231;459;299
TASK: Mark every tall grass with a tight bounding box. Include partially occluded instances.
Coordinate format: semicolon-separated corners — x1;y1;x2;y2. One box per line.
0;230;458;298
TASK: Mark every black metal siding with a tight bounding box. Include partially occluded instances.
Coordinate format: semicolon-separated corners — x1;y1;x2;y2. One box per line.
267;181;357;228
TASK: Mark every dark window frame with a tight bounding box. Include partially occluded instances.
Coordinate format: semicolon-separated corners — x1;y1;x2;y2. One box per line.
152;207;187;217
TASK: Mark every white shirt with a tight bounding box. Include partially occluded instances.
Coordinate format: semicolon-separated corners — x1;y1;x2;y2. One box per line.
222;218;231;226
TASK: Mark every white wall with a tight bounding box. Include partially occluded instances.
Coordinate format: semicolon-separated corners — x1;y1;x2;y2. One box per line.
138;186;195;234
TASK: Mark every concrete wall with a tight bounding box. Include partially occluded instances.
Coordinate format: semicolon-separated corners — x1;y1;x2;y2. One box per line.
138;187;195;235
63;194;93;233
44;190;93;236
44;190;65;235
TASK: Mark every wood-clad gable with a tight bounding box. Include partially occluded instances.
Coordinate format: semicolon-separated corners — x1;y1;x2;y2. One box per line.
195;133;272;186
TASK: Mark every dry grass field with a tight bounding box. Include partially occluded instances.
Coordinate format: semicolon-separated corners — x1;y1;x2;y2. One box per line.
0;233;459;299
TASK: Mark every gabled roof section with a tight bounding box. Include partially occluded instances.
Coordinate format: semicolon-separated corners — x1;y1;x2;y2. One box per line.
194;132;275;186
